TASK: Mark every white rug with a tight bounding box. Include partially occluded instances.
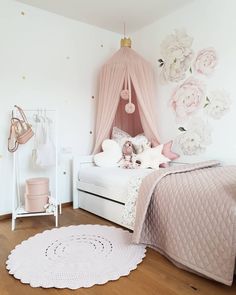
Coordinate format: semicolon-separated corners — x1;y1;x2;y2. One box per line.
6;225;146;289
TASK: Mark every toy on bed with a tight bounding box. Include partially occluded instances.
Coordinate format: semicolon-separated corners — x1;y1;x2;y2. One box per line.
135;144;170;169
93;127;179;169
120;140;135;169
93;139;122;167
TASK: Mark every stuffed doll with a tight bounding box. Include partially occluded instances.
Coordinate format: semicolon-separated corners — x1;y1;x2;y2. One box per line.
44;197;56;213
120;140;135;169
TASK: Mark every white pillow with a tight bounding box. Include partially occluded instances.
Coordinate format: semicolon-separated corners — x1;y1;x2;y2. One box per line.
135;145;170;169
111;127;150;154
94;139;122;167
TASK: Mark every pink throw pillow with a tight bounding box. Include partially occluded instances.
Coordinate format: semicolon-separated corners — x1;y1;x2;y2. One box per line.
152;140;179;168
161;141;179;167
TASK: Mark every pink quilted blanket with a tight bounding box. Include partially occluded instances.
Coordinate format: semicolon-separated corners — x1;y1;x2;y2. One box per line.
133;161;236;285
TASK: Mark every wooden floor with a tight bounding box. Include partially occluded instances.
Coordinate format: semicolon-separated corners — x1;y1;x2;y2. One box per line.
0;206;235;295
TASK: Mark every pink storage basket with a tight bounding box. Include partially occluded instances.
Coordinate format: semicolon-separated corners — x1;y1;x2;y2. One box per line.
25;194;49;212
26;177;49;195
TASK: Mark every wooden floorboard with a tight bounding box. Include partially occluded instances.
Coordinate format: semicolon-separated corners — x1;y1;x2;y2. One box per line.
0;206;235;295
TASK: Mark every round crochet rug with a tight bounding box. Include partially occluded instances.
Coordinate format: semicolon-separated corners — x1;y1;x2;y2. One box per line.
6;225;146;289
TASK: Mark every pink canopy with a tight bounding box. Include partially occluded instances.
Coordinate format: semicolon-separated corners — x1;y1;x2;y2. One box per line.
93;46;160;154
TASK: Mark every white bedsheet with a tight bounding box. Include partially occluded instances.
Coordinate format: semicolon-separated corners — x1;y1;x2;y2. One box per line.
79;167;152;204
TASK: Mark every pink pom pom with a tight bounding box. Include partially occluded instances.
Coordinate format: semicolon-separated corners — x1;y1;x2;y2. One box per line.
125;103;135;114
120;89;129;100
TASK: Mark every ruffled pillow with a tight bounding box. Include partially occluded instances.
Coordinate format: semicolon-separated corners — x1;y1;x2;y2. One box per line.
111;127;150;154
111;127;130;147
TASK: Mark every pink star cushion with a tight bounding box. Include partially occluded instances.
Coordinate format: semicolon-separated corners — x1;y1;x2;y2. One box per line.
162;140;179;160
160;140;179;168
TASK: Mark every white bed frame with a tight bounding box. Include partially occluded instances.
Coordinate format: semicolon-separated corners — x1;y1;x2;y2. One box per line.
72;157;190;230
73;156;131;229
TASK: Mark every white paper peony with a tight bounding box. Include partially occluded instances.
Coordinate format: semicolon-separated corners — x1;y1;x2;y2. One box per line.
160;30;194;82
177;118;212;155
205;90;231;119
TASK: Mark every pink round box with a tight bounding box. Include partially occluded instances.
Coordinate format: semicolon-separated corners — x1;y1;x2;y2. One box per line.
26;177;49;196
25;177;49;212
25;194;49;212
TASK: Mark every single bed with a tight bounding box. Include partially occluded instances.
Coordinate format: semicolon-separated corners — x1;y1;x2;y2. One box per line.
73;156;152;229
73;157;236;285
133;161;236;286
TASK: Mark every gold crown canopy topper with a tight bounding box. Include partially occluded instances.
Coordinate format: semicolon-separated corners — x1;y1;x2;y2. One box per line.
120;37;132;48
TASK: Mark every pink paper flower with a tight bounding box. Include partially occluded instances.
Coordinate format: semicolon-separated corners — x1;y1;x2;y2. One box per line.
170;78;206;120
194;48;218;76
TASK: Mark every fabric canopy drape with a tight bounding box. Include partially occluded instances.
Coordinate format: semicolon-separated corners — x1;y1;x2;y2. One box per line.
112;85;143;137
93;47;160;154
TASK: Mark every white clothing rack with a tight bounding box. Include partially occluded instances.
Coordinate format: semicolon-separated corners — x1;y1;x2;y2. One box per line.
11;108;60;230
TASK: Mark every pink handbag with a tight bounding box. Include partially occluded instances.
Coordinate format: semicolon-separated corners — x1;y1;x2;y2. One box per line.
8;105;34;152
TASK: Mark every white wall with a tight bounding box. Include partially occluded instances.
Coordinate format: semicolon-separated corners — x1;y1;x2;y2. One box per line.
0;0;119;215
1;0;236;215
132;0;236;164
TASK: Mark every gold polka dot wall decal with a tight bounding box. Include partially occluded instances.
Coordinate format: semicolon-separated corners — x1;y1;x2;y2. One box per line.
22;76;26;80
21;11;25;15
